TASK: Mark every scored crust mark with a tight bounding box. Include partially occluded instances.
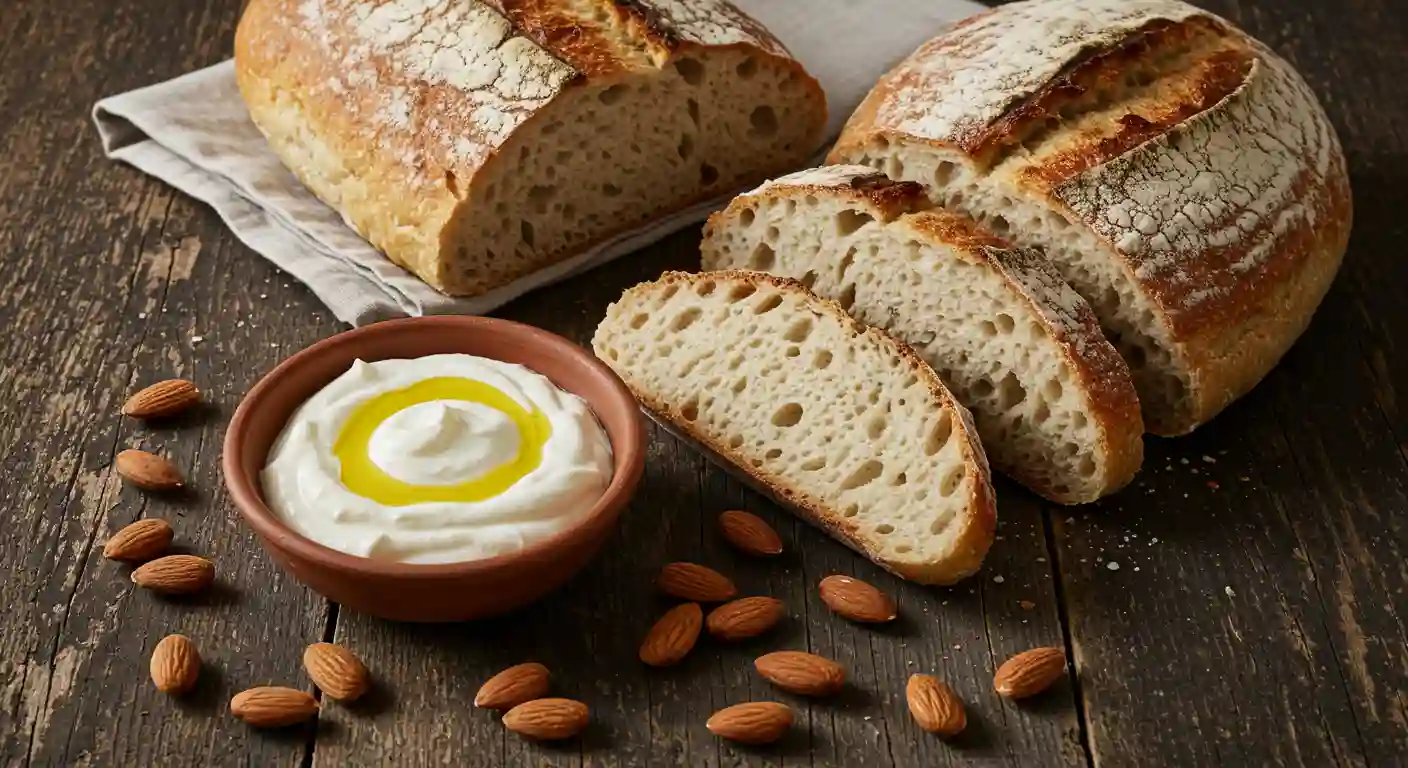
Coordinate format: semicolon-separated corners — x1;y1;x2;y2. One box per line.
592;270;996;583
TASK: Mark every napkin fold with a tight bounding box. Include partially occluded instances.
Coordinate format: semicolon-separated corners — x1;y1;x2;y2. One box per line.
93;0;983;325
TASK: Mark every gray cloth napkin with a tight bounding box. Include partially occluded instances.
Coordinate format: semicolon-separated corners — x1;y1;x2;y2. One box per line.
93;0;983;326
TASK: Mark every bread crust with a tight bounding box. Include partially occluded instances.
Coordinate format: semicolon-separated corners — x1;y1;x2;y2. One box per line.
596;270;997;585
235;0;827;295
828;0;1352;435
707;165;1145;502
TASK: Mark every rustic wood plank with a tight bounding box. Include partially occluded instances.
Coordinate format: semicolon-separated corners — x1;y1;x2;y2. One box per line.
1051;1;1408;766
0;1;333;766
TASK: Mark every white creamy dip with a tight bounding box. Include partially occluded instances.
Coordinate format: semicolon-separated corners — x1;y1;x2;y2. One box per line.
261;354;613;564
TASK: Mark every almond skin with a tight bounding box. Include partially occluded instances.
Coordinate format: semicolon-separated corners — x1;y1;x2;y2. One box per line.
150;634;200;695
706;597;785;641
502;698;589;740
657;562;737;603
706;702;793;745
818;575;897;623
718;510;783;556
303;643;370;701
994;647;1067;699
906;674;965;736
122;379;201;419
475;662;550;710
102;518;173;562
754;651;846;696
114;449;184;491
639;603;703;667
131;554;215;595
230;687;319;727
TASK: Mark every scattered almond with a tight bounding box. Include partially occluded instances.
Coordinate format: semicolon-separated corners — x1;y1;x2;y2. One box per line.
122;379;201;419
718;510;783;556
706;702;793;745
657;562;737;603
639;603;703;667
502;698;589;740
994;647;1067;699
303;642;370;701
230;686;319;727
818;575;897;623
906;674;965;736
753;651;846;696
149;634;200;695
102;518;173;562
475;662;551;710
131;554;215;595
706;597;785;641
114;449;184;491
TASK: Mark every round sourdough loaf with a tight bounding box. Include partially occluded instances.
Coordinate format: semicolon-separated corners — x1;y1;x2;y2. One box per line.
829;0;1352;436
234;0;827;298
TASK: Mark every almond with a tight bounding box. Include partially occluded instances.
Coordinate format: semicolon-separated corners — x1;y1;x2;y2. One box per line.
114;449;184;491
718;510;783;556
102;518;173;562
706;702;793;745
657;562;737;603
131;554;215;595
230;686;319;727
818;575;897;623
706;597;785;641
149;634;200;695
639;603;703;667
122;379;201;419
753;651;846;696
906;674;965;736
303;642;370;701
475;662;550;710
502;698;589;740
994;647;1067;699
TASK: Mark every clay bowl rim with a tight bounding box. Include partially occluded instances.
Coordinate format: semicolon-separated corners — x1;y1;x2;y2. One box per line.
222;315;644;581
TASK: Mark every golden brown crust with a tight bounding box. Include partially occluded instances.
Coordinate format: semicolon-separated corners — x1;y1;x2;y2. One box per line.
600;270;996;584
828;0;1351;435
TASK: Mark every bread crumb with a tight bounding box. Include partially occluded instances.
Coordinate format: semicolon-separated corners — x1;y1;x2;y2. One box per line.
190;335;204;344
1225;586;1236;597
1019;600;1036;610
1202;455;1216;464
993;575;1005;584
1106;561;1120;571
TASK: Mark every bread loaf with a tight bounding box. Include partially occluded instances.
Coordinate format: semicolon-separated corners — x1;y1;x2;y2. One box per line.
235;0;827;297
701;166;1143;504
593;271;995;584
829;0;1352;436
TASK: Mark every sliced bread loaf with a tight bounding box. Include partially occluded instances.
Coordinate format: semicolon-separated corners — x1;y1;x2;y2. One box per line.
701;166;1143;504
592;270;995;584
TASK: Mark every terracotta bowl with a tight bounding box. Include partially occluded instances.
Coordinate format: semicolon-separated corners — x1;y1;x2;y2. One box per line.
222;316;645;622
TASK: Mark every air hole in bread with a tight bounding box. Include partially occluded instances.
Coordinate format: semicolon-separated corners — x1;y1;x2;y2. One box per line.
771;402;803;427
527;185;556;214
1033;402;1051;425
1127;344;1149;370
444;171;461;198
799;270;818;290
687;98;700;127
661;284;680;301
840;461;883;491
674;57;704;85
925;415;953;456
678;134;695;160
765;448;782;460
520;220;536;248
783;317;812;343
603;183;622;197
939;464;966;497
887;157;906;179
836;284;857;311
655;345;672;358
680;398;699;421
700;163;720;186
784;199;797;215
739;208;755;227
997;372;1026;410
812;350;833;370
736;57;758;79
754;293;783;315
728;434;744;449
1073;412;1088;429
934;161;956;186
1060;442;1080;458
695;279;716;297
598;85;628;105
872;136;890;151
980;321;998;337
604;347;618;361
835;209;874;237
891;472;907;487
750;106;779;137
841;503;859;518
629;313;649;330
801;456;826;472
670;307;702;332
745;243;777;272
1078;456;1097;477
726;283;756;302
1044;379;1064;401
785;346;800;358
867;416;887;439
972;378;994;398
875;523;895;535
731;377;747;394
990;215;1011;235
895;544;913;554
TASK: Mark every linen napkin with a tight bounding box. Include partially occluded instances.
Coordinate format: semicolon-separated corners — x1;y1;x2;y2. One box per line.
93;0;984;326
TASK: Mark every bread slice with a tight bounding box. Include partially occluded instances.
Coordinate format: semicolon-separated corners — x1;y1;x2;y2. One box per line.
236;0;828;298
827;0;1351;435
593;270;996;585
701;166;1143;504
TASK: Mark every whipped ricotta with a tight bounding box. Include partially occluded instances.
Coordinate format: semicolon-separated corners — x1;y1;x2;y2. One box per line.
261;354;613;564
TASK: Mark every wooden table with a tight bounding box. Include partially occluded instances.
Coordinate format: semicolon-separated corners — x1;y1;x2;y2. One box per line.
2;0;1405;765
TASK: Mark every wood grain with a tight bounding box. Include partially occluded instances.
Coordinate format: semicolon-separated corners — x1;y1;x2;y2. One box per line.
0;0;1405;766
